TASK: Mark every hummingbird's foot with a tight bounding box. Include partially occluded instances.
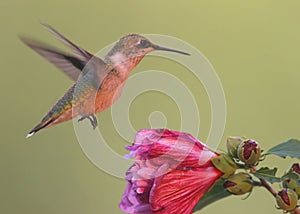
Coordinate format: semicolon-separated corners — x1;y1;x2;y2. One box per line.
78;114;98;129
89;114;98;129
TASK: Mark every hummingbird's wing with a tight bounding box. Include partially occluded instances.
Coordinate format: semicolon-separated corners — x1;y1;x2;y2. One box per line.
19;36;85;81
40;23;93;61
20;23;107;82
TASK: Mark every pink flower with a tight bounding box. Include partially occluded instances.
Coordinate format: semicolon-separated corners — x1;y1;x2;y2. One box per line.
119;129;223;214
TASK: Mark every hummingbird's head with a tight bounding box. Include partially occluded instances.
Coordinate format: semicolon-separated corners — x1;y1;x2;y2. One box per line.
105;34;189;67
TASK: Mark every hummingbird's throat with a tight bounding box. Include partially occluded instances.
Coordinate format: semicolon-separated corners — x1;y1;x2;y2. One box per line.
110;52;143;74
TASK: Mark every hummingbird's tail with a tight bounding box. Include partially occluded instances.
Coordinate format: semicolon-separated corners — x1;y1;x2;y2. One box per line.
26;118;55;138
26;86;75;138
26;107;73;138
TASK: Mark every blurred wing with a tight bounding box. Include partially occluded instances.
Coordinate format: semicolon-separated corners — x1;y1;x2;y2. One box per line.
40;23;93;60
20;23;107;82
150;167;222;214
20;36;85;81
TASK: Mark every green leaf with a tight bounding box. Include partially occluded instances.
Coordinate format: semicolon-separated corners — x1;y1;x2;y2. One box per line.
266;139;300;159
193;180;231;212
253;167;281;183
282;172;300;181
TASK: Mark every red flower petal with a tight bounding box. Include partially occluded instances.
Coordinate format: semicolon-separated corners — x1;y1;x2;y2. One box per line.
150;166;222;213
120;129;222;214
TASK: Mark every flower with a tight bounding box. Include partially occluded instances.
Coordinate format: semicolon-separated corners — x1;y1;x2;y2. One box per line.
119;129;223;214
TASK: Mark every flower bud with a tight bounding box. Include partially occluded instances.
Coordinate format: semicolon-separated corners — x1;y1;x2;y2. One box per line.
211;154;238;178
276;188;298;211
292;188;300;199
282;178;298;191
223;172;253;195
290;163;300;175
282;163;300;196
237;139;261;165
226;136;243;158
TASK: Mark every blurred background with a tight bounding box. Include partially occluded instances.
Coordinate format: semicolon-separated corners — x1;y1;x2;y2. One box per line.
1;0;300;213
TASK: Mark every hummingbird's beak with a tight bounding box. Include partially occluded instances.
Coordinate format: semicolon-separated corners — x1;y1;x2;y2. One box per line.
153;45;190;56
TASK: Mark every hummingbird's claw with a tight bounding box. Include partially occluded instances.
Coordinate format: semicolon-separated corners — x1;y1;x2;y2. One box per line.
78;114;98;129
78;116;85;123
89;114;98;129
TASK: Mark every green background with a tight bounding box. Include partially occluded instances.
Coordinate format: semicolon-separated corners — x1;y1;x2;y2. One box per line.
2;0;300;213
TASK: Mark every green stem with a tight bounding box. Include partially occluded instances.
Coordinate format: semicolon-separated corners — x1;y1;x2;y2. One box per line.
259;178;276;196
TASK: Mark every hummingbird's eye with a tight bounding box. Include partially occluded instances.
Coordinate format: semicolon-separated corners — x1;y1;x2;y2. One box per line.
139;39;151;48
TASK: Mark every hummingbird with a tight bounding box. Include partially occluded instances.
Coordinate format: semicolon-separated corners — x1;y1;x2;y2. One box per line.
21;23;190;138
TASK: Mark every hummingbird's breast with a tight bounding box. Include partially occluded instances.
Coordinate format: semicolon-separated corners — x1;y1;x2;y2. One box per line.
94;55;143;113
